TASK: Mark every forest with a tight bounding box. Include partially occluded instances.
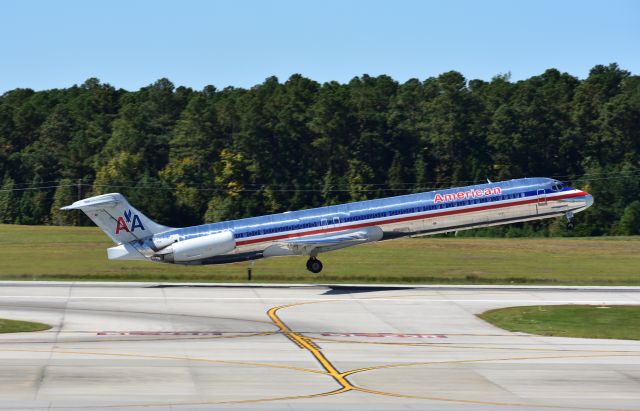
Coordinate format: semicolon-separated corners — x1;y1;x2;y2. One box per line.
0;63;638;237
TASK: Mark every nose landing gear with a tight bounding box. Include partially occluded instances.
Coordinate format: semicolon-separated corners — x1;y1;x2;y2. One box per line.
565;211;575;230
306;257;323;274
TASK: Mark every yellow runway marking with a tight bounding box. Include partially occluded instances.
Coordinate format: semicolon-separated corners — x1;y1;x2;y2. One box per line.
263;296;640;411
341;353;640;377
0;344;348;410
0;390;349;410
309;335;640;353
0;347;327;375
267;303;353;391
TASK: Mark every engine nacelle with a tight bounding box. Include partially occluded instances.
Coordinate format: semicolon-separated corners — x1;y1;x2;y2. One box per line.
156;231;235;263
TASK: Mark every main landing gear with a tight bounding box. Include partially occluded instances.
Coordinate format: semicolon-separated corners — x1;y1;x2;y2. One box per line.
565;211;575;230
306;257;323;274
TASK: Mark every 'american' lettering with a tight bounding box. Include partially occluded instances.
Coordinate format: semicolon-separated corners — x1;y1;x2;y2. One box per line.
434;187;502;204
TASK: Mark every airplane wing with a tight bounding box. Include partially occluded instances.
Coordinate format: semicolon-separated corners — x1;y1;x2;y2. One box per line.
277;227;383;255
285;231;369;245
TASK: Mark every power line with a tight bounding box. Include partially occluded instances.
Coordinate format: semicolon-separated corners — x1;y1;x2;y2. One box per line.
3;167;640;191
2;171;640;194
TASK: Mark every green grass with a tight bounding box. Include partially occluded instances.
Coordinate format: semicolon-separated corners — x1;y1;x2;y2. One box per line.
1;224;639;284
0;318;51;333
479;305;640;340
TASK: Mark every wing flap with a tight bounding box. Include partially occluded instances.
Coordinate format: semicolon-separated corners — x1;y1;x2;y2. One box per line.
284;232;368;246
278;227;383;255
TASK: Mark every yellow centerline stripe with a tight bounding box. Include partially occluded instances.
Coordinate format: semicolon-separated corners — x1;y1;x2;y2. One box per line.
0;389;350;410
267;304;355;392
0;347;327;375
265;297;640;411
341;353;640;377
308;335;640;353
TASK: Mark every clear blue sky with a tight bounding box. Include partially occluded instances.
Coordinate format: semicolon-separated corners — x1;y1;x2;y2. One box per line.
1;0;638;93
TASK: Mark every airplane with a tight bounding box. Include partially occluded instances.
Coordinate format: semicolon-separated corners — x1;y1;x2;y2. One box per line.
62;177;593;273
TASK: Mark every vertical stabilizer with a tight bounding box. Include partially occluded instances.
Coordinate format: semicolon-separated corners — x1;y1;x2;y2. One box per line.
61;193;172;244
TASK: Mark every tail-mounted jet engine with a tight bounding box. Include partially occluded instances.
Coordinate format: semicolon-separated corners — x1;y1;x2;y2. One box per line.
107;231;236;263
152;231;236;263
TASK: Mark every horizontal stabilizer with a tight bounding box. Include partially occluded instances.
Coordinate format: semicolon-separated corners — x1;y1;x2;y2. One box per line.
60;194;121;210
107;243;147;260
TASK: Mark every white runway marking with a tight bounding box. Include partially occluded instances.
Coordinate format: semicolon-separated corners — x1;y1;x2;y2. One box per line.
0;295;638;304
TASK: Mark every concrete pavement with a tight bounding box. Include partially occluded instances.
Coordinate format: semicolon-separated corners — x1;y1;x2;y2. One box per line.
0;282;639;410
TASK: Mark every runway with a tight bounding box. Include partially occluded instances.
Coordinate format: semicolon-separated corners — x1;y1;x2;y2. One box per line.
0;282;639;411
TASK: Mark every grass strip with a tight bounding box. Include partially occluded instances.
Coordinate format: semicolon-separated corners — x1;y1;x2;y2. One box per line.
1;224;639;285
0;318;51;333
479;305;640;340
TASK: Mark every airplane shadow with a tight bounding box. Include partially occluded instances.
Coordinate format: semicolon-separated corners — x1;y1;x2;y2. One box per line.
322;286;415;295
145;284;416;295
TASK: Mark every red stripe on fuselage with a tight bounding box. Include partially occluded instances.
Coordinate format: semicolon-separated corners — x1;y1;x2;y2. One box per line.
235;191;588;246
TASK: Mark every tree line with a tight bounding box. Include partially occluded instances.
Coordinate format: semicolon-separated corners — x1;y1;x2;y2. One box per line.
0;63;639;236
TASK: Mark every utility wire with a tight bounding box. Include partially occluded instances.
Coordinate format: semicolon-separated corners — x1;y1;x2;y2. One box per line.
1;171;640;193
3;167;640;191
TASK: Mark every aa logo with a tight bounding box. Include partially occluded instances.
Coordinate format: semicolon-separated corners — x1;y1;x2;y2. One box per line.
115;209;145;234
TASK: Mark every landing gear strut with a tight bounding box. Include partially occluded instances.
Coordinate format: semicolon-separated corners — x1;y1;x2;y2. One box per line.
565;211;575;230
306;257;323;274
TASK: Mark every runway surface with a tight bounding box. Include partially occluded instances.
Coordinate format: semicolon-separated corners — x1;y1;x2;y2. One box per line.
0;282;639;411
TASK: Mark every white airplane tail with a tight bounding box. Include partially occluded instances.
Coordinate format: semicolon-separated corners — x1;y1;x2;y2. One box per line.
61;193;172;244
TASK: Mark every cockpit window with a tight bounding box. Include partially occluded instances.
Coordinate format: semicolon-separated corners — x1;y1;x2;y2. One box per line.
551;182;565;191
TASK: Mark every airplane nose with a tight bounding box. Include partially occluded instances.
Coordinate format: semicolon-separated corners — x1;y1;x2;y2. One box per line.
585;194;594;208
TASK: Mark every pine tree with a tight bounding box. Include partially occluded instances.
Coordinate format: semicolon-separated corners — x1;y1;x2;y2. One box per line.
388;151;406;193
16;177;49;225
0;175;16;223
50;179;77;226
618;201;640;235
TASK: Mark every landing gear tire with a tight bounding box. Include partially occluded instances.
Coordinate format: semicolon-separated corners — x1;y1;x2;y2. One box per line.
565;211;575;231
306;258;323;274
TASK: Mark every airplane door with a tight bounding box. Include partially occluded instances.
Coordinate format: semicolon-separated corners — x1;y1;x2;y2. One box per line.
536;189;547;214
